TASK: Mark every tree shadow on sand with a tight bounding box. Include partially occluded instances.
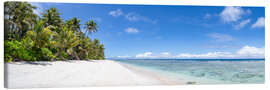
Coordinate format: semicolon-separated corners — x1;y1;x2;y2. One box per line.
25;62;52;66
11;61;53;66
8;60;102;66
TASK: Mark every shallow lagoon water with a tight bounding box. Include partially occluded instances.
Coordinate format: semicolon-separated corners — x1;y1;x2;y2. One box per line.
114;59;265;84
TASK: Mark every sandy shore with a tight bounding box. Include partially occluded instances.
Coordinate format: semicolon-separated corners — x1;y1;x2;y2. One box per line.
5;60;175;88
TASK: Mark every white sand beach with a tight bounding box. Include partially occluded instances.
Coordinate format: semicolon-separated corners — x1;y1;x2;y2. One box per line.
5;60;180;88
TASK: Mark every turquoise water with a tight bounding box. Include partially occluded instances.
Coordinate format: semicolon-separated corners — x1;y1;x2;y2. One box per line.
114;59;265;84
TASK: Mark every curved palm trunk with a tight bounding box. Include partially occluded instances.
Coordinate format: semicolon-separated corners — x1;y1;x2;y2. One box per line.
55;48;65;61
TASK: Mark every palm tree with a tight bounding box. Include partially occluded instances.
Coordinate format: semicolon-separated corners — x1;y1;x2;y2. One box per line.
24;20;57;61
4;2;38;40
4;2;15;40
54;25;80;60
89;39;100;59
66;17;81;32
25;20;56;48
84;19;98;36
42;7;63;32
97;44;105;60
4;3;105;62
76;37;92;60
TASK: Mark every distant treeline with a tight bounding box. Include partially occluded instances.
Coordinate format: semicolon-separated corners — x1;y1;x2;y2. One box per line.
4;2;105;62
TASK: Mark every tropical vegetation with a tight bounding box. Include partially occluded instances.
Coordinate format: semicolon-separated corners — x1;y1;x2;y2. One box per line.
4;1;105;62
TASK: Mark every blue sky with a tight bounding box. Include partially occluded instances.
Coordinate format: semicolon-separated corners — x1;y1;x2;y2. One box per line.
31;2;265;59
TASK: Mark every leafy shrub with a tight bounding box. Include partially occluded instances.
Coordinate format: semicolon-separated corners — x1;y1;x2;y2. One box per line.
4;54;13;63
60;51;69;60
4;40;36;62
41;48;56;60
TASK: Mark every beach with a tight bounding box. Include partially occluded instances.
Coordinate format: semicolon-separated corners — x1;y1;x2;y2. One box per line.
5;60;179;88
5;59;265;88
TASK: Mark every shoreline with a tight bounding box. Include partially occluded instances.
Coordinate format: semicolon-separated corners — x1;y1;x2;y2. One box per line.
5;60;175;88
117;62;186;85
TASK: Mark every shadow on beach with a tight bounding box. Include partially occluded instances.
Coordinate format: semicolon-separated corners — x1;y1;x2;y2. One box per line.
25;62;52;66
8;61;53;66
22;62;53;66
61;60;103;63
7;60;106;66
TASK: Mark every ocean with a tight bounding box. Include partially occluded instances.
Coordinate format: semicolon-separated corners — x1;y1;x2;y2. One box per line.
114;59;265;84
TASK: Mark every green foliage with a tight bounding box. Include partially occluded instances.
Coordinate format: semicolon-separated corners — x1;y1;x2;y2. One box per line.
54;25;81;60
85;19;98;35
4;54;13;63
66;17;81;32
61;51;69;59
4;40;36;62
4;2;105;62
42;7;63;33
25;20;56;48
41;48;56;60
42;8;63;27
4;1;38;40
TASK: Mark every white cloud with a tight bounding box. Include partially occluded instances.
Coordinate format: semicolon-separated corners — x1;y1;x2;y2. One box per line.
108;9;157;24
109;9;123;17
176;46;264;59
135;52;171;58
125;13;139;21
219;7;253;29
160;52;171;57
176;52;234;58
125;12;157;24
252;17;265;28
236;46;265;58
161;52;170;55
207;33;234;42
178;46;264;58
117;46;264;59
109;9;157;24
136;52;153;58
220;7;246;22
233;19;251;29
125;28;139;34
117;55;131;58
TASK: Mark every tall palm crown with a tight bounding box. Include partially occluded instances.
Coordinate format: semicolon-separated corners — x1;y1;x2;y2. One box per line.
84;20;98;35
42;8;63;29
66;17;81;32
